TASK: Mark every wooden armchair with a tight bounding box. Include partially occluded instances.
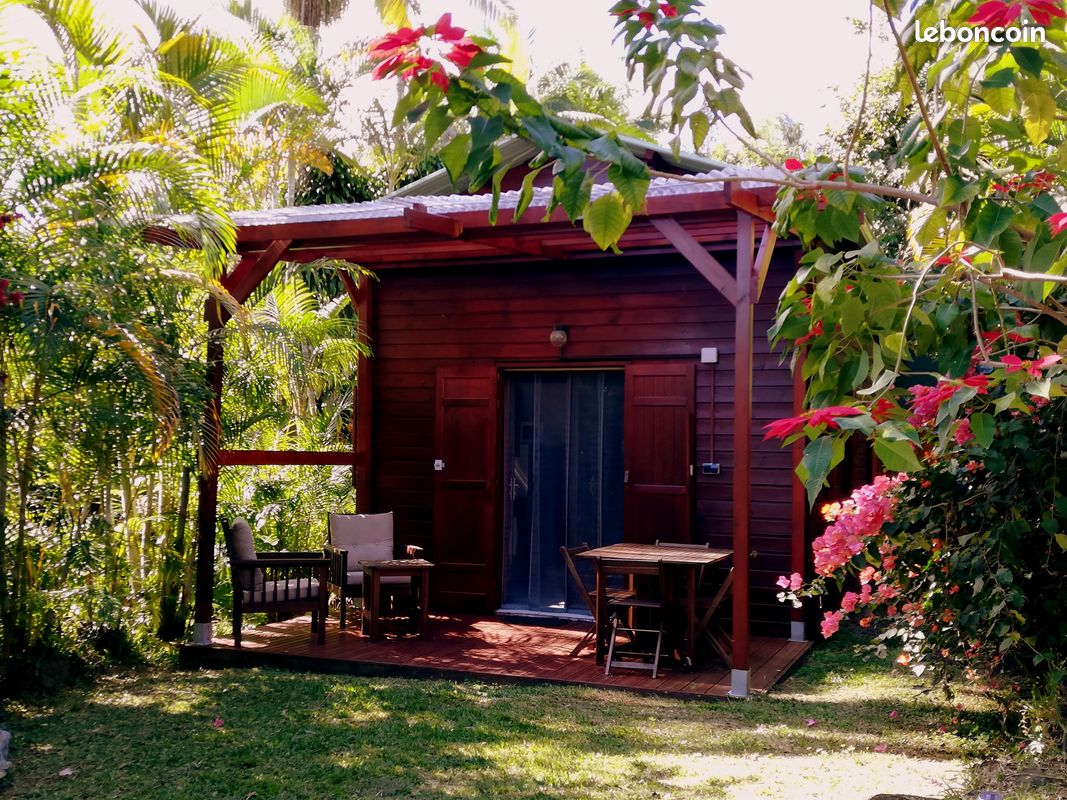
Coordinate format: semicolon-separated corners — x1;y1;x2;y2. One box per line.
223;517;329;647
324;512;422;629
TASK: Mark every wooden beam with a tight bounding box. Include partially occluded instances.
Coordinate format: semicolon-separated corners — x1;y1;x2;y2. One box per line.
790;350;807;639
727;186;776;223
222;239;292;306
218;450;365;467
652;217;738;306
731;210;755;685
404;203;463;238
753;225;779;302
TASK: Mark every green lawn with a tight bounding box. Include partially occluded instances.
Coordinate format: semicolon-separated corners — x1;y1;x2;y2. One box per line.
0;634;1058;800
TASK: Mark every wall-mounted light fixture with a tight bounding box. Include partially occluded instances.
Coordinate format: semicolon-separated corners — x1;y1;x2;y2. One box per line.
549;324;569;348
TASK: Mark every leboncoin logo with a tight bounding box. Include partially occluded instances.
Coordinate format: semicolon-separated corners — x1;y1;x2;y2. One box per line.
915;19;1047;43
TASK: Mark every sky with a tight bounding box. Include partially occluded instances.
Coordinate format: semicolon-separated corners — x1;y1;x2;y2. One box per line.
312;0;896;145
8;0;896;149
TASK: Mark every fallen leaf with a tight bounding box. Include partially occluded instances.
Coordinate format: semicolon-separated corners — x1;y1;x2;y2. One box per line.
58;767;75;778
213;717;224;729
873;742;888;753
805;718;818;727
888;709;900;720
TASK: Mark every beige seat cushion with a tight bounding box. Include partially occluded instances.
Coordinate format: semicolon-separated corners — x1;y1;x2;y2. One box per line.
243;578;320;604
344;572;411;587
328;512;394;561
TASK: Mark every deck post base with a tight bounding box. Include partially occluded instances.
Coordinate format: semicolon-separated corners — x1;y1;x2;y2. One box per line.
727;668;751;698
790;621;806;643
192;622;213;646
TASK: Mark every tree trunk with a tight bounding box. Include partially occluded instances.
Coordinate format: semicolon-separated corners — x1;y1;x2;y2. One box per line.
0;346;9;656
157;466;191;640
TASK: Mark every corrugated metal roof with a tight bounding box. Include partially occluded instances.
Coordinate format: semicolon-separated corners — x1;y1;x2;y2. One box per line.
387;134;731;198
219;165;780;230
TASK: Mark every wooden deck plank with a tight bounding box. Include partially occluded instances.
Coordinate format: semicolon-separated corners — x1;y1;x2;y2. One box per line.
184;613;808;700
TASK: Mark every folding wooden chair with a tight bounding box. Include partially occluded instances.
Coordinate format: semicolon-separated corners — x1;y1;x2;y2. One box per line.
603;558;670;679
560;544;634;657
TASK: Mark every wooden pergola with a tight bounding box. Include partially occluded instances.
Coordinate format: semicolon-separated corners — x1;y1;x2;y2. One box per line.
154;178;805;697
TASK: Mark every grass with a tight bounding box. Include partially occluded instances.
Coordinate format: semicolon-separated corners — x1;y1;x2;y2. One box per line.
0;631;1057;800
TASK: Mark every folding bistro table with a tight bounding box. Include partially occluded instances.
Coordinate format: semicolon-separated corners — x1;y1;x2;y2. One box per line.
576;542;733;667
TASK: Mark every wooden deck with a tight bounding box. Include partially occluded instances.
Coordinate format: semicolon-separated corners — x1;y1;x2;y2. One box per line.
179;614;811;699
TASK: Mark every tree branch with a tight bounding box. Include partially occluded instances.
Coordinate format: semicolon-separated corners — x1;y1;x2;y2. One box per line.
646;169;939;206
880;0;951;174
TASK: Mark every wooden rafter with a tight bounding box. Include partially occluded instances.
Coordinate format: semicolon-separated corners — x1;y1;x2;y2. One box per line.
651;217;738;306
223;239;292;306
404;203;463;238
753;225;779;302
727;186;775;223
219;450;365;467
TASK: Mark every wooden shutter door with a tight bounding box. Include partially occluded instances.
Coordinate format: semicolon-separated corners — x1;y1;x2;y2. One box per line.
624;362;695;543
432;366;498;611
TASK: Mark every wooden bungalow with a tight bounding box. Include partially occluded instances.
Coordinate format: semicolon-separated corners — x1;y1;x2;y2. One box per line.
162;141;817;697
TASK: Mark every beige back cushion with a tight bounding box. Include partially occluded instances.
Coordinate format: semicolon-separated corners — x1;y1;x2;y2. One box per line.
329;512;394;562
227;518;263;593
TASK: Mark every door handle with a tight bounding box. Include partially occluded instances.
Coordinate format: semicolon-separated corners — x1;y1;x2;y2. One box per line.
623;470;630;484
434;459;445;471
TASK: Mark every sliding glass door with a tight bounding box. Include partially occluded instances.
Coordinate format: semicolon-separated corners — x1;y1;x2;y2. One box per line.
501;371;624;615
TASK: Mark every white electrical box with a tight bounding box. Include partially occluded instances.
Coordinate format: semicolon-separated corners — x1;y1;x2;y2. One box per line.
701;347;719;364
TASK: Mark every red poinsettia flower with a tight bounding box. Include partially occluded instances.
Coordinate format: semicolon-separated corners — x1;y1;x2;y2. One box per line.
969;1;1024;27
1048;211;1067;236
637;10;656;28
444;39;482;68
962;374;991;394
871;397;897;423
368;26;425;60
763;407;863;441
794;318;824;345
1025;0;1066;25
433;13;467;42
611;2;641;18
1003;353;1062;377
660;2;678;16
1007;331;1034;343
784;158;805;171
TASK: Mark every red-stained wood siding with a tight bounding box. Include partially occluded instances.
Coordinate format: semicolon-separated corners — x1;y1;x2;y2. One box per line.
370;249;799;634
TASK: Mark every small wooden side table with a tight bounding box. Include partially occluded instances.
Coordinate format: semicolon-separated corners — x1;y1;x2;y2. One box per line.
359;559;434;641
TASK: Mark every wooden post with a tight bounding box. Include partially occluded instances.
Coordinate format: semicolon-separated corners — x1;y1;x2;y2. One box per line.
193;301;223;645
354;278;373;511
730;211;755;696
790;352;808;642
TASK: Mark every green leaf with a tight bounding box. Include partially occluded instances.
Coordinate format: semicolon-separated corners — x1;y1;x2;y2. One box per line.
970;412;995;448
939;175;981;206
552;170;592;222
1021;79;1055;145
582;191;632;251
608;164;650;210
873;437;922;473
800;437;836;506
1012;46;1043;77
972;201;1016;247
513;166;544;222
1055;533;1067;551
521;116;558;152
423;106;452;150
439;134;471;185
689;110;710;150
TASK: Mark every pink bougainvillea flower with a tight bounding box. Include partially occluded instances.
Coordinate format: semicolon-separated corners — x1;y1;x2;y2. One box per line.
954;418;974;446
784;158;805;171
810;475;904;575
1048;211;1067;236
805;718;818;727
889;710;901;720
873;742;889;753
840;591;862;613
820;610;843;638
213;717;224;729
775;572;804;591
